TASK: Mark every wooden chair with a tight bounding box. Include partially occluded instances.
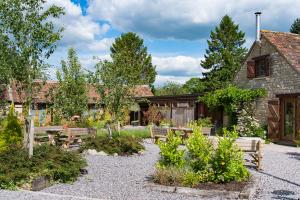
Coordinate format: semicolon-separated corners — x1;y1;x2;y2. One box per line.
150;126;169;143
208;136;264;170
201;127;211;136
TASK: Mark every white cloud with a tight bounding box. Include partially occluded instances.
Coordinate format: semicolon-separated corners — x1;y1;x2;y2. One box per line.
152;56;206;85
88;0;300;40
153;56;205;77
46;0;111;48
87;38;114;51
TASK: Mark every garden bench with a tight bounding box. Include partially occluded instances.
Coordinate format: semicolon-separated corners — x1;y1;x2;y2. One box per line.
65;128;96;148
201;127;211;136
150;127;169;143
208;136;264;170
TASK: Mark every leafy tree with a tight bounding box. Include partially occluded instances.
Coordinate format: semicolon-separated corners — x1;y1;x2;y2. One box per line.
155;81;187;96
182;78;206;94
200;15;247;91
95;32;156;130
53;48;88;120
290;18;300;34
0;0;64;156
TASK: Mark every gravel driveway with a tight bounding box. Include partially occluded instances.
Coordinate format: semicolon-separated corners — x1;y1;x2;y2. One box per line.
0;140;300;200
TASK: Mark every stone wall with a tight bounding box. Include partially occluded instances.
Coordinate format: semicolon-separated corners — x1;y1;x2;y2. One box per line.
234;37;300;124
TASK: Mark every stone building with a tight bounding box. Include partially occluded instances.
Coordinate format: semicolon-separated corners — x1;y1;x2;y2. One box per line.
234;29;300;143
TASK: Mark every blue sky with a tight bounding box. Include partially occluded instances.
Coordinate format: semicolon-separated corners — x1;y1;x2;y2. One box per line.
46;0;300;86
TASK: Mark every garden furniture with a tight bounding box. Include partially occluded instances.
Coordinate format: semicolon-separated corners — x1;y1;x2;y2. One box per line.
208;136;264;170
150;126;169;143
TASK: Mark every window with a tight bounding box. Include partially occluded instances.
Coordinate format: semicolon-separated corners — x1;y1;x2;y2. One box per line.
247;55;270;79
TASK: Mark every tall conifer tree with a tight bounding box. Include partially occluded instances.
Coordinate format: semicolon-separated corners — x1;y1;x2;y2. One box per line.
200;15;247;91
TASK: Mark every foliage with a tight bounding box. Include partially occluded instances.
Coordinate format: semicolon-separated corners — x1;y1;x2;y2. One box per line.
186;126;213;172
94;32;156;128
143;105;163;125
157;133;185;168
0;104;23;152
200;85;266;126
188;117;213;128
0;145;86;189
0;0;64;104
237;102;266;138
212;128;250;183
155;81;187;96
200;15;247;92
182;78;207;94
97;128;151;139
290;18;300;34
79;135;144;155
160;119;174;127
154;127;250;186
53;48;88;120
153;167;185;186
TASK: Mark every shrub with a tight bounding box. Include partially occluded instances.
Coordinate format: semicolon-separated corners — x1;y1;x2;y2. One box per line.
79;135;144;155
0;104;23;152
186;125;213;172
188;117;213;128
153;166;185;186
0;145;86;189
212;128;250;183
182;170;213;187
157;133;185;168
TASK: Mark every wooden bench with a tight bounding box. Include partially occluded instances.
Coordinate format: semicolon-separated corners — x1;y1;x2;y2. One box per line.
150;127;169;143
208;136;264;170
65;128;96;148
201;127;211;136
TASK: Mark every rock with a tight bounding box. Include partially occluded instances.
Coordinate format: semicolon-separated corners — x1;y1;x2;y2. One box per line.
97;151;108;156
87;149;98;155
138;150;144;155
112;153;118;156
80;168;88;175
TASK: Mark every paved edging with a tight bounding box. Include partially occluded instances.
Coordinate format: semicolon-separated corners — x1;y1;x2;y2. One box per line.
144;177;257;199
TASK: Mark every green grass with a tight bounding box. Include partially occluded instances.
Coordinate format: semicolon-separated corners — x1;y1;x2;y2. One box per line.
96;127;151;139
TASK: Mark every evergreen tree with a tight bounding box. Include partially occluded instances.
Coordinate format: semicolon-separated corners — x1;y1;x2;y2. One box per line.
54;48;88;120
290;18;300;34
200;15;247;91
110;32;156;85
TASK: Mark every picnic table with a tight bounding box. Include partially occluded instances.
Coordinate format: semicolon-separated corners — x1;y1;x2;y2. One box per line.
46;128;65;145
170;127;193;139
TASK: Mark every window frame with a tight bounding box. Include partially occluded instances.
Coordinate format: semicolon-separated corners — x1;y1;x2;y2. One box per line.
252;54;270;78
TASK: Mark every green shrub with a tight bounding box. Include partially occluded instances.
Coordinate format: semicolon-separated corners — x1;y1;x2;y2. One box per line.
212;128;250;183
79;135;144;155
186;126;213;172
0;104;23;152
157;133;185;168
182;170;213;187
0;145;86;189
188;117;213;128
153;166;185;186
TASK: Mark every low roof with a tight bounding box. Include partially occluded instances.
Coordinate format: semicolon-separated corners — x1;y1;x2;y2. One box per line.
261;30;300;72
3;80;153;104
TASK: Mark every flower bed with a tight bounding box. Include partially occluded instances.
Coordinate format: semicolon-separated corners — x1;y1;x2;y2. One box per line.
153;125;250;189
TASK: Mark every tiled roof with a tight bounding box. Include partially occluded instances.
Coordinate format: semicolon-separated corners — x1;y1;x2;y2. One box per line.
3;80;153;104
261;30;300;72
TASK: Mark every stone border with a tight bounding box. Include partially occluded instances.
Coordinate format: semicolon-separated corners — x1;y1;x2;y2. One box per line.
144;177;258;200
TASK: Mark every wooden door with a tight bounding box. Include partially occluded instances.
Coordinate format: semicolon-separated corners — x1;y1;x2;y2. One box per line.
282;98;296;140
268;100;280;139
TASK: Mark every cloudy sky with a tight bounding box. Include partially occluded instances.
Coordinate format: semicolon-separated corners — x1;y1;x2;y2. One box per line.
46;0;300;86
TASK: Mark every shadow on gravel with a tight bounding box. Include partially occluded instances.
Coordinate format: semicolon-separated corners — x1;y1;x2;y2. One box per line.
286;152;300;161
271;190;296;200
257;171;300;187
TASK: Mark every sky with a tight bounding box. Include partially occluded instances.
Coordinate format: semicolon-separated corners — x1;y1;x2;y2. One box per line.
45;0;300;86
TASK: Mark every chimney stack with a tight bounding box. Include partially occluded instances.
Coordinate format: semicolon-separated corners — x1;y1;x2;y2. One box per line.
255;12;262;42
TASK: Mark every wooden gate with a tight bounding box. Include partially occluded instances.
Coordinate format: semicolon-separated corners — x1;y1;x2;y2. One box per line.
268;100;280;139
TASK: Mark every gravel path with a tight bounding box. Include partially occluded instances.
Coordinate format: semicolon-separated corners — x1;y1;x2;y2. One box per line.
250;144;300;200
0;140;300;200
